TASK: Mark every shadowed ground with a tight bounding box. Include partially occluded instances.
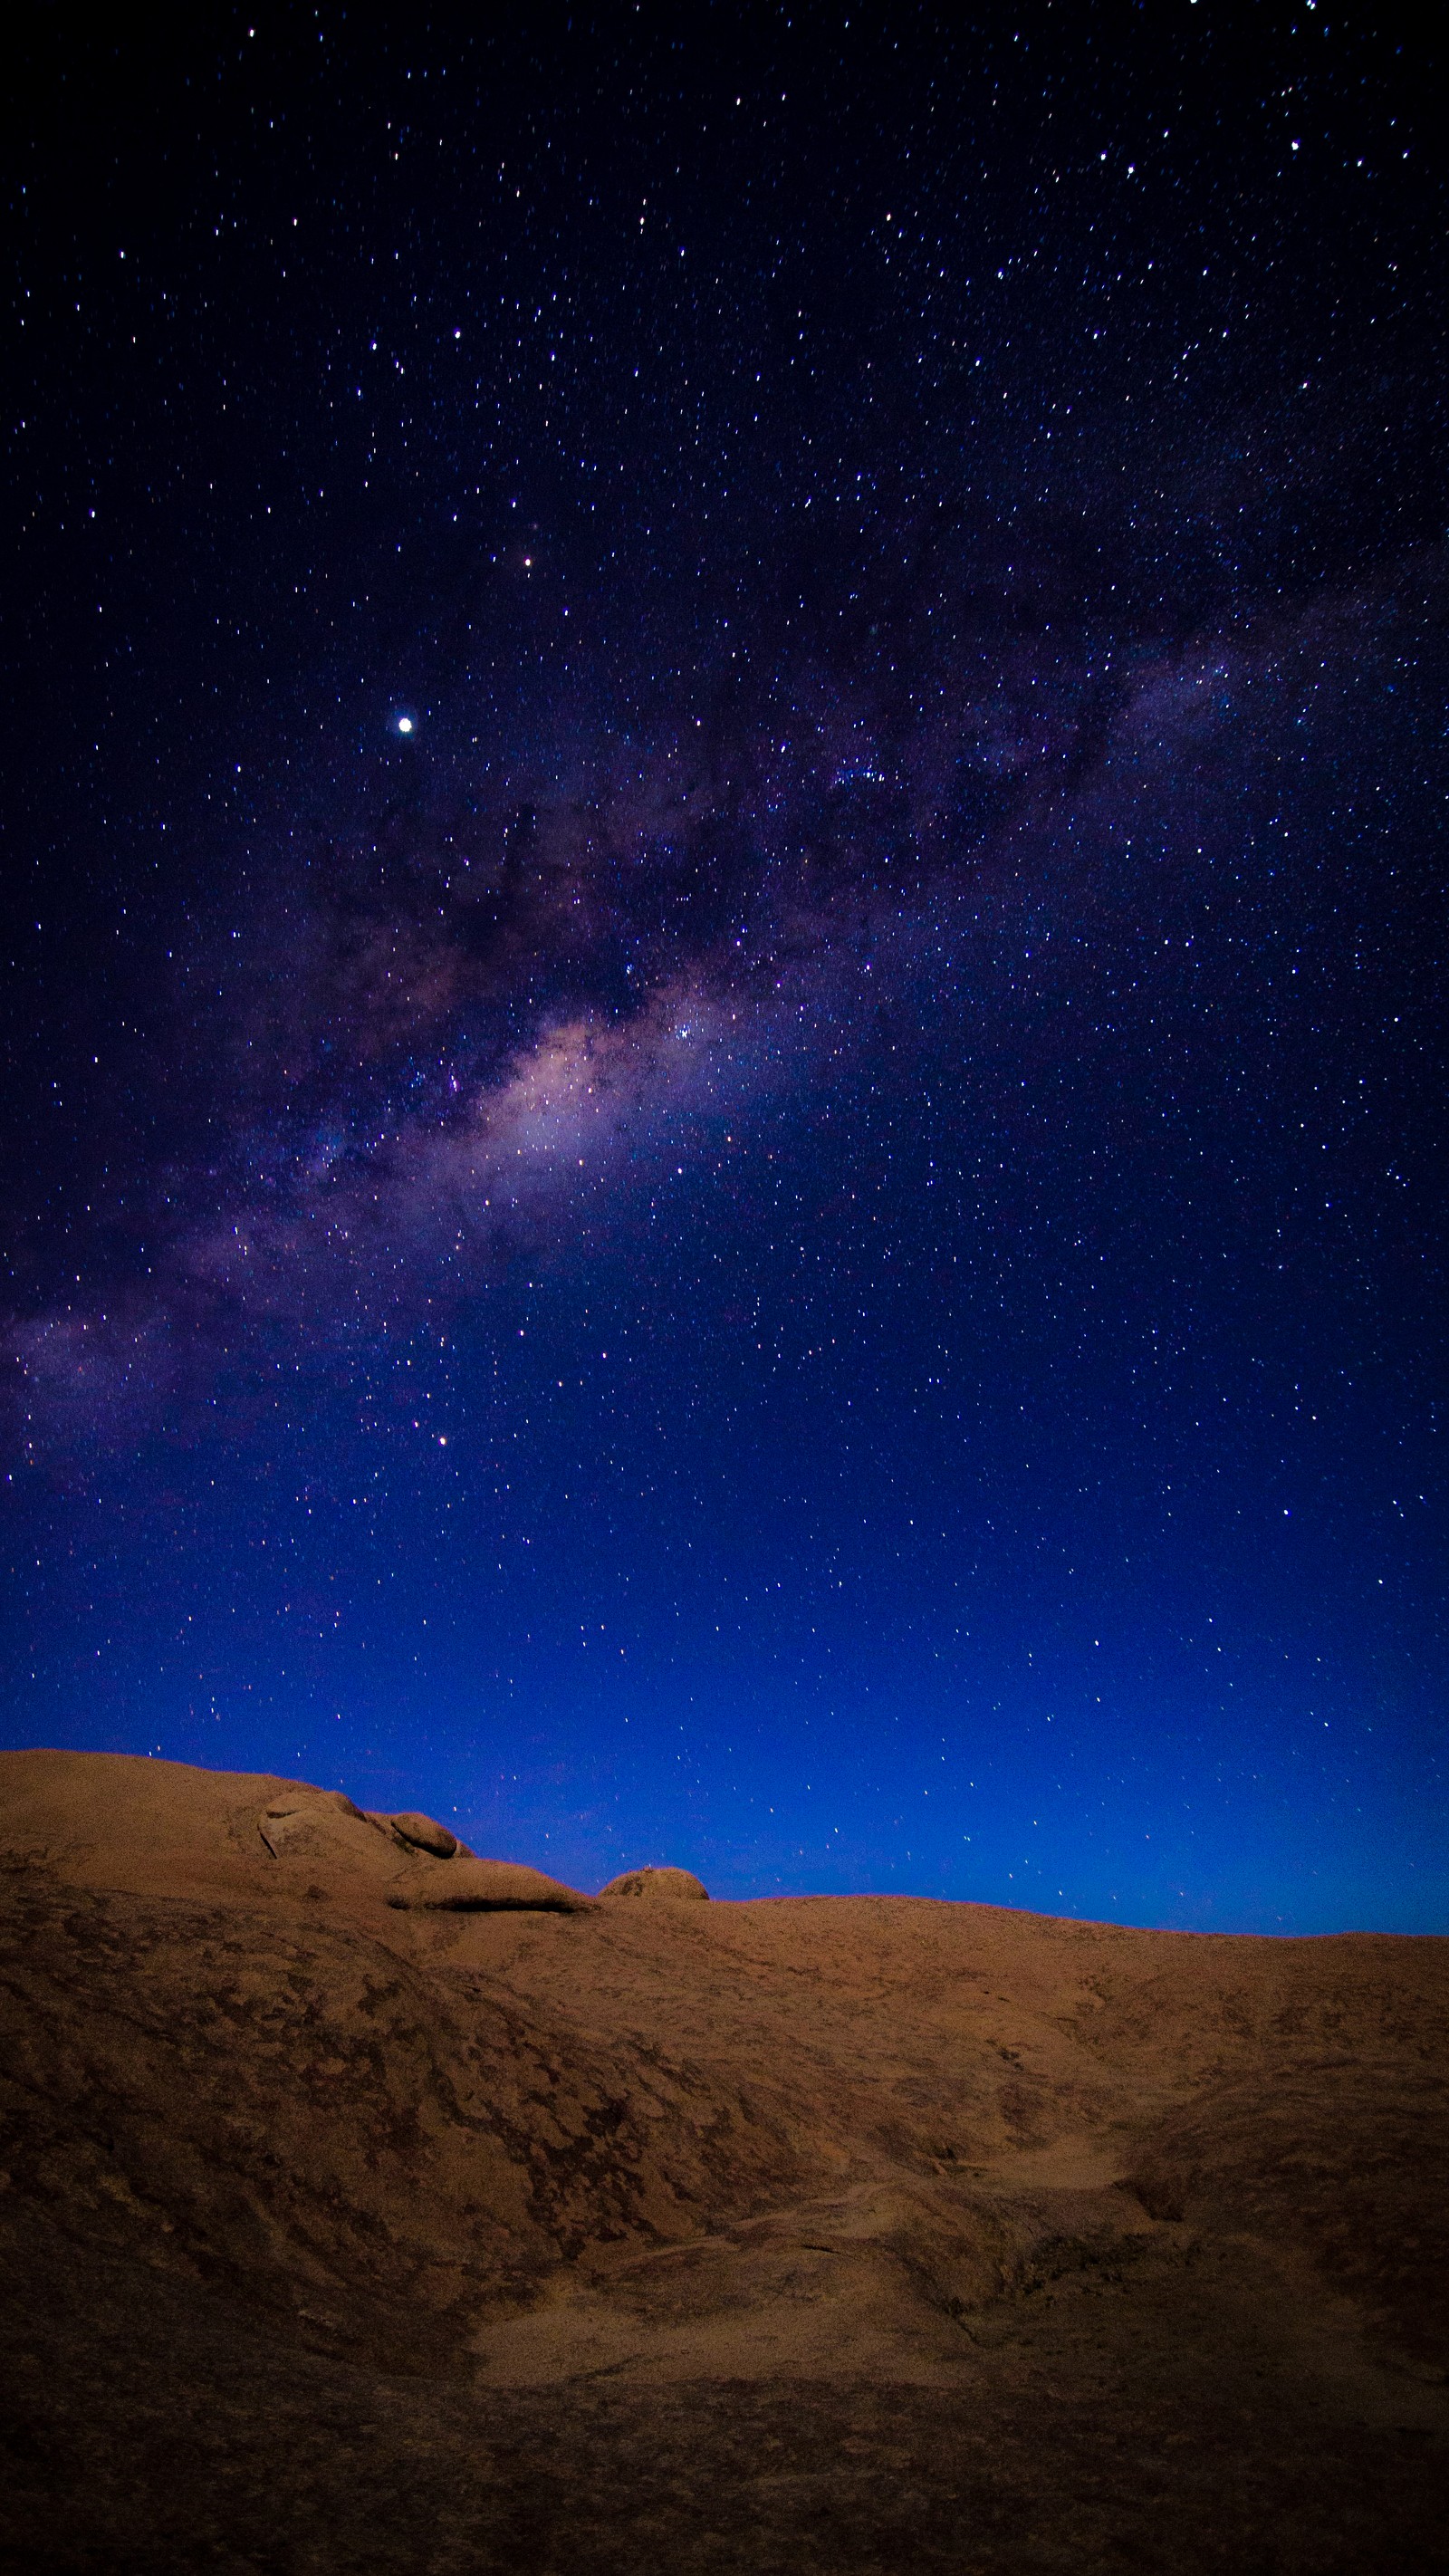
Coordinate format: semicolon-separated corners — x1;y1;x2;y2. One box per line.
1;1752;1444;2573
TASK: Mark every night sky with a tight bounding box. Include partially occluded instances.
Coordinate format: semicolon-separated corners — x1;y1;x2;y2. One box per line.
4;5;1444;1930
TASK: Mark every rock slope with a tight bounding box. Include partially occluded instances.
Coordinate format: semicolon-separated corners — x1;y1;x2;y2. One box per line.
0;1749;1444;2574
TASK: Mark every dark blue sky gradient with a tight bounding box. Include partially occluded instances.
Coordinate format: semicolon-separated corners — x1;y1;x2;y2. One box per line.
2;5;1444;1928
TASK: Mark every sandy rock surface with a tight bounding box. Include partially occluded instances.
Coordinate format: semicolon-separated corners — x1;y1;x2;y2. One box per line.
0;1747;1445;2573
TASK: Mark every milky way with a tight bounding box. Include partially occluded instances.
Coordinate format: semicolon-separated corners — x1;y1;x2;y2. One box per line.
3;9;1444;1927
16;520;1435;1438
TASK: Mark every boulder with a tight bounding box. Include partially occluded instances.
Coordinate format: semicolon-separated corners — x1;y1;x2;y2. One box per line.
385;1858;592;1914
381;1812;463;1860
599;1866;709;1901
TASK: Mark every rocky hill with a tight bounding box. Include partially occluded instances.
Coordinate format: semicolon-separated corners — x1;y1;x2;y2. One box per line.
1;1750;1444;2573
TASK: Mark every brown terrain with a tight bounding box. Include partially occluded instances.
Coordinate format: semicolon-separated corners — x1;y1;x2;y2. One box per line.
0;1750;1445;2575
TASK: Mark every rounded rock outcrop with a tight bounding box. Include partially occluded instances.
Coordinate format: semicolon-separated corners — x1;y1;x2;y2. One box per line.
383;1811;463;1860
385;1857;592;1913
599;1866;708;1901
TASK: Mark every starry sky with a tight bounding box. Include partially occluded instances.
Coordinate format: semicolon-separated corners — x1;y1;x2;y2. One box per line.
3;5;1444;1929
